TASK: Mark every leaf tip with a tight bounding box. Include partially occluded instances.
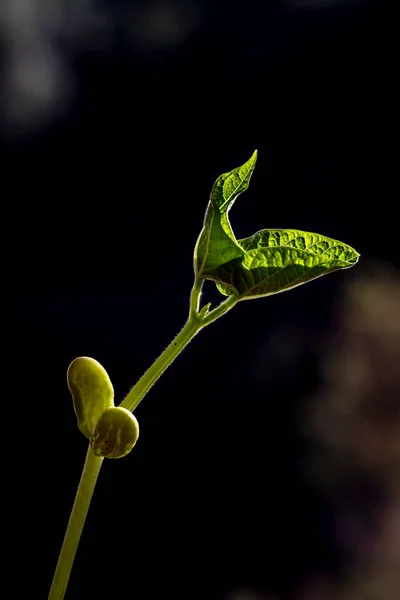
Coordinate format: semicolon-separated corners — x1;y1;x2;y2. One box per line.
248;149;258;169
346;246;360;267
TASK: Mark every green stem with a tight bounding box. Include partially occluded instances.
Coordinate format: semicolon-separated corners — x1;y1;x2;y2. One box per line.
120;315;203;412
48;447;103;600
120;286;238;413
189;276;203;318
201;294;238;326
49;280;239;600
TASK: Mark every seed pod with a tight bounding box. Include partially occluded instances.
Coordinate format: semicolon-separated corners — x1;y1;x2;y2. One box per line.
67;357;114;440
91;407;139;459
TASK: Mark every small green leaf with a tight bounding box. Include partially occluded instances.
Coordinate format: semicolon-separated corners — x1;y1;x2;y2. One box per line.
67;357;114;440
194;150;257;278
215;229;360;299
197;302;212;318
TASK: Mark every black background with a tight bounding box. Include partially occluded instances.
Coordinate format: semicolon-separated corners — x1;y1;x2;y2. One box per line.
2;1;398;599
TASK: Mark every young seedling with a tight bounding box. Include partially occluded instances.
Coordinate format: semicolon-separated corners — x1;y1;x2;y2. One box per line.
48;151;359;600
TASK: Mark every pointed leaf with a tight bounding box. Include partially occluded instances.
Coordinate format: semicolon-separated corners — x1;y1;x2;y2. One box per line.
215;229;359;299
194;151;257;278
67;356;114;439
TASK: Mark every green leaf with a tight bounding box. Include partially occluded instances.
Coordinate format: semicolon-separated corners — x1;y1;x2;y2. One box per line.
215;229;360;299
194;150;257;278
67;357;114;439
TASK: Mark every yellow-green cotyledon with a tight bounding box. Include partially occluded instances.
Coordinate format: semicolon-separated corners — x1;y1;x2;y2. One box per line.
91;407;139;458
67;356;139;459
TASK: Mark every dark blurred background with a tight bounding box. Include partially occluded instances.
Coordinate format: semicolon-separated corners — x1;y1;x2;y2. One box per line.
2;1;399;599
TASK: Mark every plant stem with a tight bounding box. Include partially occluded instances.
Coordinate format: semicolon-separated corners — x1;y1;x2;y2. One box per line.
201;294;238;326
49;281;238;600
120;286;238;412
189;276;203;318
120;315;203;412
48;447;103;600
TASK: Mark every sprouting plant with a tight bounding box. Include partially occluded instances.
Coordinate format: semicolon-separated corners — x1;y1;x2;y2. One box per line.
48;151;359;600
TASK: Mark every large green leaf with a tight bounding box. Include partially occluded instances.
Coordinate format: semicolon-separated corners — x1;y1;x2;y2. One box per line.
215;229;360;299
194;151;257;277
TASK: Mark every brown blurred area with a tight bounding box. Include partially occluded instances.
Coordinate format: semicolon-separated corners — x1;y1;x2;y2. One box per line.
225;265;400;597
298;265;400;600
